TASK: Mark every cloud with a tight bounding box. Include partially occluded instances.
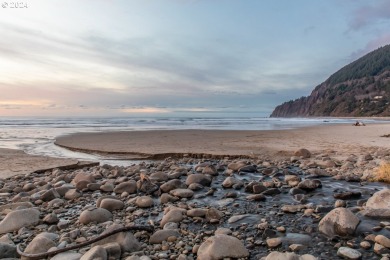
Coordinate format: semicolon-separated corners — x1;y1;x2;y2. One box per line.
349;0;390;31
349;33;390;60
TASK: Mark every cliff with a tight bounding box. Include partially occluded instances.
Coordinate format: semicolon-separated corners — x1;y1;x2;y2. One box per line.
271;44;390;117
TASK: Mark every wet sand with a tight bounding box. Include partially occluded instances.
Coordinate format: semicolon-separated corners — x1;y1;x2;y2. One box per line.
0;148;98;179
54;123;390;160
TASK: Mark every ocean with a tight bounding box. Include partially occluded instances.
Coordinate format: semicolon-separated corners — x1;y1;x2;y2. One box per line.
0;117;384;164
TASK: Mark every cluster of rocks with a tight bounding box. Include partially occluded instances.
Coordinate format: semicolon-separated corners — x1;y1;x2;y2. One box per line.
0;148;389;259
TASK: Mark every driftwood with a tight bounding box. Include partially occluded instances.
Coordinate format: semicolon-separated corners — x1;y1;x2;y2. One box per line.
17;225;154;260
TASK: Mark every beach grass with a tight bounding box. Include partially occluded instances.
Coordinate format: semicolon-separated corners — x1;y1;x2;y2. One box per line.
373;162;390;183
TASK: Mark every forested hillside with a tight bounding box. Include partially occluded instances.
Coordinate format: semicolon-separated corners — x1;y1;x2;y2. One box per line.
271;45;390;117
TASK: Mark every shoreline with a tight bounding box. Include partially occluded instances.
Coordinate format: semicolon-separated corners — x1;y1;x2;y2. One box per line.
54;123;390;160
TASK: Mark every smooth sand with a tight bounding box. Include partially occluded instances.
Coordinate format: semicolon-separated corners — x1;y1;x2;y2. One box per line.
0;148;98;179
54;123;390;160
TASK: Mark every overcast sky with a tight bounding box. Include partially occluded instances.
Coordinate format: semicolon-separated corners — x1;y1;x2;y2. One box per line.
1;0;390;117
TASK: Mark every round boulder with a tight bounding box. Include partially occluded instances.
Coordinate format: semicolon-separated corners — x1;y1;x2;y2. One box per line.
197;234;249;260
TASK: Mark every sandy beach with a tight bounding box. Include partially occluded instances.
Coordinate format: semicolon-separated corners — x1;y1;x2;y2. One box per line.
1;123;390;259
55;123;390;160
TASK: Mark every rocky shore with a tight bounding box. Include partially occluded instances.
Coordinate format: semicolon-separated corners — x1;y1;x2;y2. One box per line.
0;148;390;259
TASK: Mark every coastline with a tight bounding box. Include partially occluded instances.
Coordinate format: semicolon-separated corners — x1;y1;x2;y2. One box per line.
54;123;390;160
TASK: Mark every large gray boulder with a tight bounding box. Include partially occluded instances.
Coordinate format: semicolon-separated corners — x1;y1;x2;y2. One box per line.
361;189;390;219
0;208;40;234
319;208;360;238
197;234;249;260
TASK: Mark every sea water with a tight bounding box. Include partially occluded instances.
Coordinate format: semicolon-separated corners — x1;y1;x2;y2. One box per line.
0;116;385;164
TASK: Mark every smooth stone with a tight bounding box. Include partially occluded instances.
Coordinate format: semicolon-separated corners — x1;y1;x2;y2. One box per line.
363;189;390;218
79;208;112;224
187;208;207;217
282;204;306;213
51;252;83;260
99;198;125;212
222;177;242;188
0;208;40;234
160;208;185;227
64;189;82;200
92;224;141;253
266;237;282;248
297;179;322;191
185;174;212;186
160;179;186;193
113;181;137;194
169;188;194;198
375;235;390;248
337;247;362;259
319;208;360;238
214;228;232;235
227;214;250;224
205;208;223;221
80;245;107;260
21;233;57;260
197;234;249;260
160;193;178;204
264;251;317;260
149;230;180;244
135;196;154;208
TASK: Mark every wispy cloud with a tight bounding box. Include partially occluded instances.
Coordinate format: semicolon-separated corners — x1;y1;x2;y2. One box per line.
348;0;390;31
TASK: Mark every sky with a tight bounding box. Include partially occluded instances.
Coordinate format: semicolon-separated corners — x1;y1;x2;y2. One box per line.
1;0;390;117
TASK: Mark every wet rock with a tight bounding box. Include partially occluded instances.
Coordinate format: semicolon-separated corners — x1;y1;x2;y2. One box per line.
135;196;154;208
160;193;178;204
0;242;17;258
337;246;362;259
149;230;180;244
362;189;390;219
197;234;249;259
319;208;360;238
187;208;207;217
297;179;322;191
285;175;301;187
79;208;112;224
266;237;282;248
150;171;169;182
375;235;390;248
227;214;250;224
246;194;266;201
334;191;361;200
99;198;125;212
202;165;218;175
252;184;267;194
160;179;186;193
239;165;257;173
282;204;306;213
222;177;242;188
205;208;223;221
185;174;212;186
262;188;281;196
374;243;390;254
113;181;137;194
169;188;194;198
0;208;40;234
80;245;107;260
227;161;248;172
